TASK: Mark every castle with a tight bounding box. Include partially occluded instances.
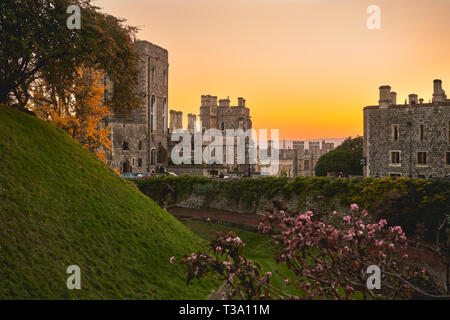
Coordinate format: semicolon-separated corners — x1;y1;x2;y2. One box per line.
104;40;336;177
105;40;169;173
363;79;450;178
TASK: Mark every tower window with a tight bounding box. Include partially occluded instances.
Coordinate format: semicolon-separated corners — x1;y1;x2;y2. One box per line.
445;152;450;167
138;158;143;168
139;141;142;150
392;124;399;141
390;151;400;164
417;152;428;165
123;141;129;150
419;124;424;141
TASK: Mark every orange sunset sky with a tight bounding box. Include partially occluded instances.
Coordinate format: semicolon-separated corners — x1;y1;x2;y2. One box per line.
95;0;450;140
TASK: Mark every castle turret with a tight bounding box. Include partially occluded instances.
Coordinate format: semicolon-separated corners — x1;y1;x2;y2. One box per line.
379;86;392;108
237;97;246;108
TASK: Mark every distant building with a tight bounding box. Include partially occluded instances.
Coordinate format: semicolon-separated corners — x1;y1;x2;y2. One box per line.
363;79;450;178
104;40;169;174
258;140;335;177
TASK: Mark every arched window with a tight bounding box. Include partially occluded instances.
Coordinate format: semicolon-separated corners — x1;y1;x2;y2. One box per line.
123;141;129;150
150;95;156;131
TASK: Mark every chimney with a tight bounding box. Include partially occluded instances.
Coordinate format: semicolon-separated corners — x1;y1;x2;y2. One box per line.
176;111;183;130
379;86;391;108
187;113;197;134
390;92;397;105
169;110;177;132
432;79;447;102
408;94;418;105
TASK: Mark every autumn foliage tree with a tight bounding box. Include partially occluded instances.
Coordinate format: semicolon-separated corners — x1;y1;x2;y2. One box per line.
31;67;111;161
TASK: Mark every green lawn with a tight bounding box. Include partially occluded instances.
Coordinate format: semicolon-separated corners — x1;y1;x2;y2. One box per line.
0;106;218;299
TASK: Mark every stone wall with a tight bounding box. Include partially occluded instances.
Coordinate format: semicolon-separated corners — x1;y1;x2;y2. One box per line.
175;187;348;217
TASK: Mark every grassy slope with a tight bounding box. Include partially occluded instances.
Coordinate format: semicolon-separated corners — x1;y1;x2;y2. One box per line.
0;106;217;299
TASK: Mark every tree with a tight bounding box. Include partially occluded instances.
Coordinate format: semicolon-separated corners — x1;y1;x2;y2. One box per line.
337;136;363;154
0;0;142;114
31;67;111;162
315;136;363;176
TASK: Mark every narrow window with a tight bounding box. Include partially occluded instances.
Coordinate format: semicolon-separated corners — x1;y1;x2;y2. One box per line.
221;122;225;131
152;67;155;81
138;158;143;168
392;125;399;141
123;141;129;150
445;152;450;166
150;95;156;131
448;121;450;142
419;124;424;141
417;152;428;165
390;151;400;164
139;141;142;150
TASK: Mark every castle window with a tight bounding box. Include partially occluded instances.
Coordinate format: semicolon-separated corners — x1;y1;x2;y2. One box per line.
132;158;135;166
392;124;399;141
389;173;401;178
390;151;400;165
138;158;143;168
445;152;450;167
139;141;142;150
151;149;156;166
417;151;428;165
220;122;225;131
123;141;129;150
162;97;167;133
150;95;156;131
419;124;424;141
151;67;155;81
448;121;450;142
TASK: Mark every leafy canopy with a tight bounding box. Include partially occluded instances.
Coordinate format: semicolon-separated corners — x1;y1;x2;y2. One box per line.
0;0;142;114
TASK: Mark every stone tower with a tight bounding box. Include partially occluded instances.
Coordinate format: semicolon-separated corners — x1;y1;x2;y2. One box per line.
105;40;169;173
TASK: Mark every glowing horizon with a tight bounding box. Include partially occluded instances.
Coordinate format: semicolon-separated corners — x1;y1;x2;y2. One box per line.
95;0;450;140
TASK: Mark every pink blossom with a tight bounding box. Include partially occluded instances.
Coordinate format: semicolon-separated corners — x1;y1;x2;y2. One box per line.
350;203;359;211
343;216;352;223
266;272;272;277
169;256;176;264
